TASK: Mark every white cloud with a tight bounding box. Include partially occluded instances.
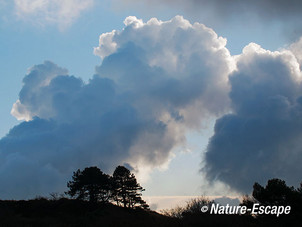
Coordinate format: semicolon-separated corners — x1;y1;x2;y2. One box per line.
289;37;302;68
14;0;94;29
94;15;234;125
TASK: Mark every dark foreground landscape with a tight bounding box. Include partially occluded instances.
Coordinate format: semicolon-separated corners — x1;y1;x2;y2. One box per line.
0;199;178;227
0;197;301;227
1;166;301;226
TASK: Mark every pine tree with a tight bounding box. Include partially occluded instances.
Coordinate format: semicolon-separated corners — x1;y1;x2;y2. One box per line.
112;165;149;209
66;166;111;203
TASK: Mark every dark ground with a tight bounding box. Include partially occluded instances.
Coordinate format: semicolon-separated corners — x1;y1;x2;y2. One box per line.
0;198;299;227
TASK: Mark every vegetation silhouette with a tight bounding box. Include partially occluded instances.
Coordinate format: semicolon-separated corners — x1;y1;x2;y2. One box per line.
162;178;302;226
66;166;111;203
161;197;214;219
241;178;302;226
66;165;149;209
252;178;302;207
0;166;301;226
161;196;255;227
112;165;149;209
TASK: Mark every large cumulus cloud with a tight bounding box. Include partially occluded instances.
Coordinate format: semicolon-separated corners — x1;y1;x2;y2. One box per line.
1;16;233;199
205;42;302;193
94;16;233;127
5;14;302;198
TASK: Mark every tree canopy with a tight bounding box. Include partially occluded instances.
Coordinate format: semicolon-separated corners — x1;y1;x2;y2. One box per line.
241;178;302;218
252;178;301;206
112;165;148;209
66;165;149;209
66;166;111;203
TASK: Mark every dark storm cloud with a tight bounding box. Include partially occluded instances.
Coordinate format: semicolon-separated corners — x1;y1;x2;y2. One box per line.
115;0;302;40
193;0;302;19
204;43;302;193
120;0;302;20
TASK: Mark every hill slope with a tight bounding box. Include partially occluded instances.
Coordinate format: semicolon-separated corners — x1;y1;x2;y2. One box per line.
0;198;180;227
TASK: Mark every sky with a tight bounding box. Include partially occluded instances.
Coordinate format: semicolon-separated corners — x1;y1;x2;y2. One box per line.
0;0;302;209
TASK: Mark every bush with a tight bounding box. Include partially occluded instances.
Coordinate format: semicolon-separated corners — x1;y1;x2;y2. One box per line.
160;196;214;219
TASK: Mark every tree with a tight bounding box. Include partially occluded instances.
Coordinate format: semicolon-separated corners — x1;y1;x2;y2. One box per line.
251;178;302;217
66;166;111;203
112;165;148;209
252;178;297;206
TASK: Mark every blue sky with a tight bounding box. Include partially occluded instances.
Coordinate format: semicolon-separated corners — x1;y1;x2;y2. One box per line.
1;0;302;207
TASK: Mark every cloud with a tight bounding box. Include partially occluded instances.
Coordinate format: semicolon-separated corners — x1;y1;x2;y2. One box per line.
11;61;69;121
94;16;233;128
289;37;302;68
13;0;94;29
1;16;233;199
6;14;302;198
214;196;240;206
116;0;302;21
4;61;169;198
204;42;302;193
113;0;302;40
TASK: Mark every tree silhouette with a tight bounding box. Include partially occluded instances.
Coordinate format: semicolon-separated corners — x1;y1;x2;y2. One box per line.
112;165;148;209
297;182;302;194
250;178;302;218
253;178;298;206
66;166;111;203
